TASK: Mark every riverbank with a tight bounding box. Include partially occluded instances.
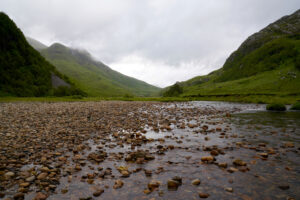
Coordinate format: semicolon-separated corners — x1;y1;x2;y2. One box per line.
0;93;299;104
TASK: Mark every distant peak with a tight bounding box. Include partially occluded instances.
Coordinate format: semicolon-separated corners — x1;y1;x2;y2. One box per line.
49;42;67;48
26;37;48;50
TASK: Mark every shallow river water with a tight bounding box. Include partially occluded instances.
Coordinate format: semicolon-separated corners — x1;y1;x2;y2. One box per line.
0;101;299;200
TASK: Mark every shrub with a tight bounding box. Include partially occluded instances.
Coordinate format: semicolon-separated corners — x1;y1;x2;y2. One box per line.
123;93;134;98
266;103;286;111
163;83;183;97
290;102;300;110
295;56;300;70
70;95;84;99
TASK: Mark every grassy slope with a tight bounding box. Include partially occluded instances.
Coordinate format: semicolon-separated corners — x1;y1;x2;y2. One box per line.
182;36;300;98
39;44;160;97
170;8;300;104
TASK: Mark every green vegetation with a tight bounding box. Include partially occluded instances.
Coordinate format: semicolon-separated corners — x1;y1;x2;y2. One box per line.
216;36;299;82
266;103;286;111
0;96;189;103
33;43;160;97
1;93;299;104
53;86;87;97
0;12;82;97
163;83;183;97
291;102;300;110
171;10;300;103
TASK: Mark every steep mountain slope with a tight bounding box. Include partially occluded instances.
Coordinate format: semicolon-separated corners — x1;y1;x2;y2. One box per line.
165;9;300;98
26;37;48;50
34;43;160;97
0;12;81;97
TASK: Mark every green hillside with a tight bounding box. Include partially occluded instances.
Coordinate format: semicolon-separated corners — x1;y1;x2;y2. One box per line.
34;43;160;97
164;9;300;101
0;12;82;97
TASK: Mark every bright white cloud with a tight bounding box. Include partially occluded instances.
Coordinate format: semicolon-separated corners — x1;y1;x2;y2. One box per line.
0;0;299;87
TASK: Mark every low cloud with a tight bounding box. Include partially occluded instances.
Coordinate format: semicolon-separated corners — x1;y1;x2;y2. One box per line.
1;0;299;87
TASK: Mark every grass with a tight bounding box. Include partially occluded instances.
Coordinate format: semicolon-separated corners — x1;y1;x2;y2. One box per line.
1;94;299;104
0;96;189;103
182;64;300;97
291;102;300;110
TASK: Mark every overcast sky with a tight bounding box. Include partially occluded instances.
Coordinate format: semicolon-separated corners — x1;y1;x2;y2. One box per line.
1;0;299;87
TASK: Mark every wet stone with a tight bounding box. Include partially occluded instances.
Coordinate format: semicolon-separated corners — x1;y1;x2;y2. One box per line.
233;159;247;166
33;192;47;200
19;182;30;187
278;184;290;190
201;156;214;163
148;180;160;191
227;167;238;173
113;180;124;189
199;192;210;198
25;176;35;182
218;162;228;168
93;188;104;197
13;193;24;200
167;177;182;191
225;187;233;192
4;172;15;178
37;173;48;180
191;179;201;185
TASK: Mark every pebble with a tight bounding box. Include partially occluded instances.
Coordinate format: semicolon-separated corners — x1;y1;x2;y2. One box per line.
148;180;160;190
233;159;247;166
93;189;104;197
227;167;238;173
19;182;30;187
167;180;180;190
191;179;201;185
33;192;47;200
26;176;35;182
13;193;24;200
218;162;228;168
201;156;214;162
113;180;124;189
278;184;290;190
199;192;210;198
37;173;48;180
4;172;15;178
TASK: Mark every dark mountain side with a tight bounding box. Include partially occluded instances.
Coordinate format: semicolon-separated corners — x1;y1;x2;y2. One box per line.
0;12;83;97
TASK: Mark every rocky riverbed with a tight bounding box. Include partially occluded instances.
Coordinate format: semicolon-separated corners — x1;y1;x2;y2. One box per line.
0;101;299;200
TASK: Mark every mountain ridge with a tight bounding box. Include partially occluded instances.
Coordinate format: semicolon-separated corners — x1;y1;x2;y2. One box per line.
29;41;161;97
